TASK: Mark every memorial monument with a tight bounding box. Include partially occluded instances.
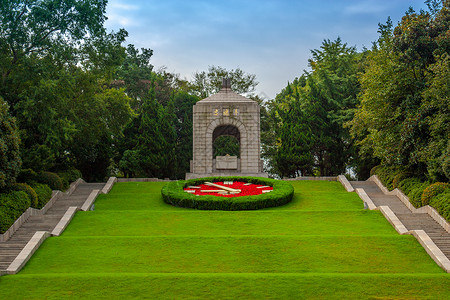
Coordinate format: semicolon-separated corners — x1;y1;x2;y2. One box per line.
186;79;268;179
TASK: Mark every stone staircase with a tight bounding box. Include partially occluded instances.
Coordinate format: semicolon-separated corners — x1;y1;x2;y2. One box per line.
0;182;104;271
351;180;450;261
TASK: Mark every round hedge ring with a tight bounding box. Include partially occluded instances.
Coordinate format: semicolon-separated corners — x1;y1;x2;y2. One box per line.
161;176;294;210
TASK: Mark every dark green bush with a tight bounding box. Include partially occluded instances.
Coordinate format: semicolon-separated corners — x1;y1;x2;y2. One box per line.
30;183;53;209
429;189;450;222
421;182;449;206
57;169;83;190
0;191;31;233
370;165;382;177
162;176;294;211
12;183;38;208
392;171;413;189
408;182;431;208
376;166;406;191
16;169;38;185
38;171;64;191
397;178;423;195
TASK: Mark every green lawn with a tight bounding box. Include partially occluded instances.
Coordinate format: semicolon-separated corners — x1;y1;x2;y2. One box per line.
0;180;449;299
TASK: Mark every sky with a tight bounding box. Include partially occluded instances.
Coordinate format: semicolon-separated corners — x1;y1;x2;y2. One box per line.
105;0;429;99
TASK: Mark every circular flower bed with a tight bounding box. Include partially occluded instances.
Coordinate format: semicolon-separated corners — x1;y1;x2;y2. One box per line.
161;176;294;211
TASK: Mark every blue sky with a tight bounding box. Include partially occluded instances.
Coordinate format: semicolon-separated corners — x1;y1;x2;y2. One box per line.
105;0;429;99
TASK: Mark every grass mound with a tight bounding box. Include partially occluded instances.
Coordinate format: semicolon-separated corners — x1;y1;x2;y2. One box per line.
0;180;448;299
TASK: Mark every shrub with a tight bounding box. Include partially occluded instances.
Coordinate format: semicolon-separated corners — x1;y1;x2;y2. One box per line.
408;182;431;208
397;178;423;195
370;165;382;177
429;189;450;222
392;171;413;189
38;171;64;191
162;176;294;211
16;168;39;185
375;166;406;190
30;183;53;209
0;191;31;233
57;169;82;190
12;183;38;208
421;182;449;206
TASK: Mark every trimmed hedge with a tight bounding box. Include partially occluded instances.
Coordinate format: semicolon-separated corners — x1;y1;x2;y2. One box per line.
162;176;294;211
16;168;39;184
0;191;31;233
422;182;449;206
373;164;449;222
12;183;38;208
430;190;450;221
38;171;64;191
30;183;53;209
57;169;82;190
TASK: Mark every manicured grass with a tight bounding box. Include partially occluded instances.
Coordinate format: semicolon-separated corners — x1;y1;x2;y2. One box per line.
0;180;449;299
1;274;450;299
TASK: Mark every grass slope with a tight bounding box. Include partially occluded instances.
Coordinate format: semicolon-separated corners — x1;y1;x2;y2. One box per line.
0;180;449;299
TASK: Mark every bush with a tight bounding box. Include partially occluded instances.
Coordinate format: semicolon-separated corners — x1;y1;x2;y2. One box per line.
0;191;31;233
392;171;413;189
421;182;449;206
30;183;53;209
429;189;450;222
16;168;39;185
370;165;382;177
162;176;294;211
57;169;82;190
408;182;431;208
397;177;423;195
12;183;38;208
375;165;406;191
38;171;64;191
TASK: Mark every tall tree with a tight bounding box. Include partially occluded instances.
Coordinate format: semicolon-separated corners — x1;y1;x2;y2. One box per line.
190;65;258;98
0;97;20;190
348;2;450;181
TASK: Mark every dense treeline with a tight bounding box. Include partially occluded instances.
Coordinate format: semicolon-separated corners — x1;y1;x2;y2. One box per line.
0;0;448;185
266;1;449;184
0;0;448;230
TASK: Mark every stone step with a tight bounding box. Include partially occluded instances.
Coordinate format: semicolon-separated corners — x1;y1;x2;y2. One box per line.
0;255;17;262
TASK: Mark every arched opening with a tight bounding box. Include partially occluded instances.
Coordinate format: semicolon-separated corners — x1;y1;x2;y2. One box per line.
212;125;240;158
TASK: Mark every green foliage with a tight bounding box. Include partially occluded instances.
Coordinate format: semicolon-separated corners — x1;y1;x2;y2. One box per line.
190;66;258;98
0;97;21;190
16;168;38;184
348;4;450;181
429;189;450;221
409;182;431;208
397;177;424;195
12;183;38;208
162;177;294;210
38;171;63;191
392;171;414;189
30;183;53;209
0;191;30;233
57;169;82;190
213;136;240;157
373;165;406;191
422;182;449;206
269;38;361;177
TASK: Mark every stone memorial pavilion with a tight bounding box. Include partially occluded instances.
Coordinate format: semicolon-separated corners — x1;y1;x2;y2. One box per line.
186;79;267;179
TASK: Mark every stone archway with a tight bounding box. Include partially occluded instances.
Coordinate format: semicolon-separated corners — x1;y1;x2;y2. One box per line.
186;79;267;179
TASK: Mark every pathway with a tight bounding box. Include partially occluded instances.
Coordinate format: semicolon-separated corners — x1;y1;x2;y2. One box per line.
0;182;104;272
350;181;450;260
